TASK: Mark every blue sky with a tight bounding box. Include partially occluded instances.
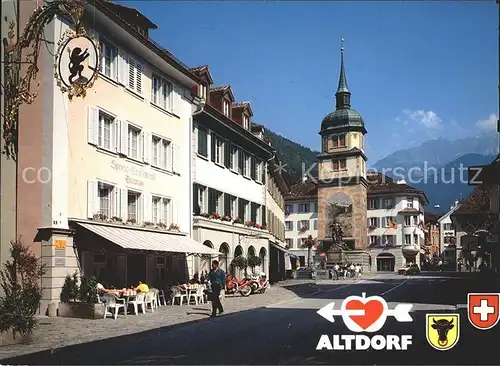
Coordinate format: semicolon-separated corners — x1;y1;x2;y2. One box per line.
121;1;498;164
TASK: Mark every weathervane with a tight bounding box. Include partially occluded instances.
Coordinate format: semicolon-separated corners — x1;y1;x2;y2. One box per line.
341;37;344;53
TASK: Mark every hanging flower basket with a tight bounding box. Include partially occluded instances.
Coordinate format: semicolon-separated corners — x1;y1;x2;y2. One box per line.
210;212;221;220
254;223;262;229
221;215;232;222
368;225;376;231
233;217;243;225
200;213;210;219
245;220;253;227
168;223;180;232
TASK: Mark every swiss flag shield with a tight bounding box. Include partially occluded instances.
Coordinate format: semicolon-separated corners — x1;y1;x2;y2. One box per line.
467;293;500;330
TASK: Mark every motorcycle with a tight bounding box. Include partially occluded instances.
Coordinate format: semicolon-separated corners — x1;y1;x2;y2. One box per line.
225;275;252;297
249;272;270;294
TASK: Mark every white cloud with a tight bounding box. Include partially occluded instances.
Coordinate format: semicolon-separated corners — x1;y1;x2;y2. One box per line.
403;109;443;130
476;113;498;132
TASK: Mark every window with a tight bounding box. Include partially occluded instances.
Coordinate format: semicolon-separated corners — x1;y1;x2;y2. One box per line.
128;126;140;159
413;234;419;245
243;115;249;129
331;134;346;148
197;127;208;157
382;235;394;245
152;75;173;111
298;203;310;213
152;197;160;223
285;238;293;248
299;220;310;231
404;234;411;245
213;135;224;165
98;112;113;150
152;136;172;170
313;219;318;230
370;236;378;245
404;216;411;226
197;185;206;213
127;56;142;94
407;197;413;208
244;201;251;222
100;41;117;79
285;221;293;231
285;204;293;214
229;196;237;218
382;199;394;209
384;217;395;227
230;145;238;170
413;216;419;226
255;160;262;182
368;199;378;210
369;217;378;227
199;84;207;100
443;223;453;231
332;159;347;171
243;153;251;177
127;192;139;222
98;183;113;218
256;206;261;225
223;99;230;116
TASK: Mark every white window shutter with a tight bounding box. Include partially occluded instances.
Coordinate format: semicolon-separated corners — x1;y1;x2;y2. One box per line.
87;180;98;218
120;120;128;155
88;30;99;69
136;62;143;94
111;187;118;218
142;132;150;164
128;56;136;90
113;119;119;152
117;49;128;86
143;192;151;223
168;143;174;171
172;85;181;115
120;188;128;221
172;200;178;227
138;194;144;224
87;106;99;145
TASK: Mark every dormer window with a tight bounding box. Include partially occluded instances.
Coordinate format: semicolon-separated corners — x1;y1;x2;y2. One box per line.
243;115;249;129
199;84;207;100
223;99;230;117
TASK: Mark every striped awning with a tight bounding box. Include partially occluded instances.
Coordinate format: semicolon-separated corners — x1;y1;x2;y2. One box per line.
77;222;220;256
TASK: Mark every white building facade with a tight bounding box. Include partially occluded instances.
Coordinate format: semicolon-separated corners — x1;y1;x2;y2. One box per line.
438;203;459;265
189;67;282;281
284;180;319;267
16;2;219;314
367;177;428;271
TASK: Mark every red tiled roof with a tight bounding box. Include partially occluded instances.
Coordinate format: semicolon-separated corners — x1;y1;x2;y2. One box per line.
189;65;209;73
210;85;230;92
398;207;422;214
286;180;318;201
367;172;428;203
232;102;249;108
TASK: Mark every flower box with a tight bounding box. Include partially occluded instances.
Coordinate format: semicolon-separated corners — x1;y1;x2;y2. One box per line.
58;302;105;319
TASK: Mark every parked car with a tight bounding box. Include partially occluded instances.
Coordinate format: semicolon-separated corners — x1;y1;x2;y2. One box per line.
398;264;420;275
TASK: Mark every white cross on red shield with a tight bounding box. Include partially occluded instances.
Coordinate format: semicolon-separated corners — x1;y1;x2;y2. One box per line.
467;293;500;330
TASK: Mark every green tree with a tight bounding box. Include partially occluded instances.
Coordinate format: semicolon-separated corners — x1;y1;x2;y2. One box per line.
0;239;46;340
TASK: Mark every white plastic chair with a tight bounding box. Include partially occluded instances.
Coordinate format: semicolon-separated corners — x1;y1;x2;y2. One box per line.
128;292;146;315
103;293;126;319
151;289;159;309
189;286;205;305
171;287;187;305
157;290;166;306
144;291;155;312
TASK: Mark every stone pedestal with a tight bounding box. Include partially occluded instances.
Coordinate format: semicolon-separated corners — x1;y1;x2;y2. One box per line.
37;227;78;316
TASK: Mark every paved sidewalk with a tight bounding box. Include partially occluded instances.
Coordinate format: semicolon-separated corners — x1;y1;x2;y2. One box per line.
0;285;308;360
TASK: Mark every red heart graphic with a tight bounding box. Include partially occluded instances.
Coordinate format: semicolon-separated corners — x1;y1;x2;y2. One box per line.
345;299;384;330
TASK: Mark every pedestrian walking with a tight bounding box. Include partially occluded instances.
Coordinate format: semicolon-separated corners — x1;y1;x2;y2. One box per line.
208;260;225;317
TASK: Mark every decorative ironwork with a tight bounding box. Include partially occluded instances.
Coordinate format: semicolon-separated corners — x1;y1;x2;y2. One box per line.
2;0;95;160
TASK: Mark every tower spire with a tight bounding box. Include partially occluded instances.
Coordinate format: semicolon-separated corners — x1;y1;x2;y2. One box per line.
335;37;351;109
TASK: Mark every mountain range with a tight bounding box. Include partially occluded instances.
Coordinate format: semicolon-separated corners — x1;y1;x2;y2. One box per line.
264;129;498;211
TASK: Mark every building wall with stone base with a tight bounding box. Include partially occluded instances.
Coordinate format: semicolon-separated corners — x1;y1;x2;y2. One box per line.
368;247;405;272
318;183;368;250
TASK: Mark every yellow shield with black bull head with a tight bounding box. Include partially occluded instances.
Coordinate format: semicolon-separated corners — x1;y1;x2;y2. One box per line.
426;313;460;351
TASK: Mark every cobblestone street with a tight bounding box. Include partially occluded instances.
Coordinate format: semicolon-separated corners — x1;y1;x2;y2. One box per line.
0;282;318;360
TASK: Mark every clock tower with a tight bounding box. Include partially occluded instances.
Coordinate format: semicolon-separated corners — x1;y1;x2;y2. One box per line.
317;39;369;264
